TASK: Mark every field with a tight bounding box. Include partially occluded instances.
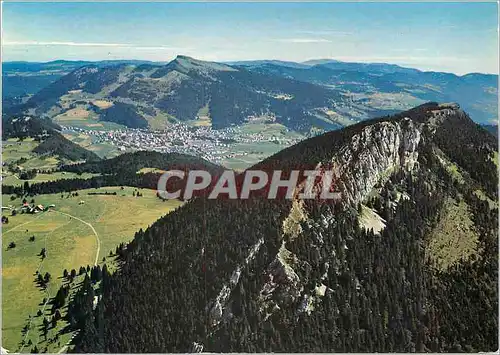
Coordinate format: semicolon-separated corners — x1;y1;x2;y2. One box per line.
221;142;285;171
91;100;114;109
62;133;93;148
2;138;66;179
53;106;93;122
61;132;124;159
2;187;183;352
143;111;175;131
491;151;499;167
192;104;212;127
238;123;303;138
54;92;127;131
426;199;478;270
2;172;99;187
350;92;426;111
1;137;101;186
220;123;304;170
53;113;125;131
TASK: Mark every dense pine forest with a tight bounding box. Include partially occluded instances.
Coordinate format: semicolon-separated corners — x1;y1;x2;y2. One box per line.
47;103;498;353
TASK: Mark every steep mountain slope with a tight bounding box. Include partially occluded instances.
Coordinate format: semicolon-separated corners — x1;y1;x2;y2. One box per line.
65;103;498;353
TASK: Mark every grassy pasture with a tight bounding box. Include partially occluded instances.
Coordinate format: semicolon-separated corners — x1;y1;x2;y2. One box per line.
2;172;100;187
2;137;101;185
426;199;478;271
2;186;183;352
2;138;39;164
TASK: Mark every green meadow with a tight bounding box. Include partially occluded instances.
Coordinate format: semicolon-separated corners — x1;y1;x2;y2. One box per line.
2;186;183;352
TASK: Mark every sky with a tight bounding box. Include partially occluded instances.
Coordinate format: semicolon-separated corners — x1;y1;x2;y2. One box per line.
2;2;498;75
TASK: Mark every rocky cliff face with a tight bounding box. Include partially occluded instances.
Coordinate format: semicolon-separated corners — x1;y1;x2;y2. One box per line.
329;117;421;207
201;105;458;340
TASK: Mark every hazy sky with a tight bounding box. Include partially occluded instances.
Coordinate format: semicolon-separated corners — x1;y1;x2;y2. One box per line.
2;2;498;74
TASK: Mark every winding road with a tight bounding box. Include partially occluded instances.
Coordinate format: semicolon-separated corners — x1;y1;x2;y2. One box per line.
18;220;71;353
10;210;101;353
53;211;101;266
2;213;45;236
51;211;100;353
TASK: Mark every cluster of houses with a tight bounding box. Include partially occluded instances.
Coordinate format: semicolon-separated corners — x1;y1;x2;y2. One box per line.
1;202;55;224
20;202;56;214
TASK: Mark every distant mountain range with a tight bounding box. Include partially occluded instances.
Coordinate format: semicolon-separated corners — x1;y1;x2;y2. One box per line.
238;60;498;125
2;60;164;100
3;56;498;132
482;124;498;138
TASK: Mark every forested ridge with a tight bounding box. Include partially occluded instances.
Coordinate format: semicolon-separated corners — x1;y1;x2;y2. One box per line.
55;103;498;353
2;115;101;162
59;150;224;176
2;150;225;199
109;58;347;131
32;132;101;163
2;115;61;139
6;56;396;133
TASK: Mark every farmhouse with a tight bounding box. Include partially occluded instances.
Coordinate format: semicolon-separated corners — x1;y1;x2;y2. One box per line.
21;204;36;214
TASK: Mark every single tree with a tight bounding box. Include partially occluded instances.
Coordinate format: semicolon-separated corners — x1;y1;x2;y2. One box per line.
43;272;51;283
54;309;62;321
